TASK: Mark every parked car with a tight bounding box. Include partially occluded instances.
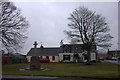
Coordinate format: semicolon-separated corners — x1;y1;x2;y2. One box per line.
40;58;50;63
98;57;104;61
111;57;117;61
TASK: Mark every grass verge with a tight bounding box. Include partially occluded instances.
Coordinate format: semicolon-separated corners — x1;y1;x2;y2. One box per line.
2;62;119;79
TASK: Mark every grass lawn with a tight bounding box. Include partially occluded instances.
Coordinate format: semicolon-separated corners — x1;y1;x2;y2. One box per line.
2;62;120;79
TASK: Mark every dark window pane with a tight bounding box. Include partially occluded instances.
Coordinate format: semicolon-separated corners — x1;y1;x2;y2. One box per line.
52;56;55;60
63;55;70;61
64;45;70;53
40;56;42;59
84;55;87;60
46;56;49;59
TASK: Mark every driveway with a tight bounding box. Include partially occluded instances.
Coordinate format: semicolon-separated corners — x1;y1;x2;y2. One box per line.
1;75;103;80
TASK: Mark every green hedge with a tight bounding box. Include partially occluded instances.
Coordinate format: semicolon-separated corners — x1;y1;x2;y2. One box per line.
12;59;21;64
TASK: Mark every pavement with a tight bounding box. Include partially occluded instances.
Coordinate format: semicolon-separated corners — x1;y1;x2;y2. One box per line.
1;75;103;80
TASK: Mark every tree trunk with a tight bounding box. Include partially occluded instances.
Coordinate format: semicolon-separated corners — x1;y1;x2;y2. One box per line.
86;49;91;65
86;43;92;65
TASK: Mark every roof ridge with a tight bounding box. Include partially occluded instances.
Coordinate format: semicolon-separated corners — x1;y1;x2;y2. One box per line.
32;47;60;49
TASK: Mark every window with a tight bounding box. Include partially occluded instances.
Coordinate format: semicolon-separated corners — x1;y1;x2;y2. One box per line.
63;55;70;61
84;54;87;60
46;56;49;59
40;56;42;59
52;56;55;60
64;45;70;53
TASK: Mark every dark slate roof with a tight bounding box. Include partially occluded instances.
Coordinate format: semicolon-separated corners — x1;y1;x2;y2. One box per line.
108;50;120;54
108;50;120;56
68;44;83;53
27;47;60;56
27;44;96;56
61;44;96;53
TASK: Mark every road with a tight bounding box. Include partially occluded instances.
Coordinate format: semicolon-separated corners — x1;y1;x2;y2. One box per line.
1;75;103;80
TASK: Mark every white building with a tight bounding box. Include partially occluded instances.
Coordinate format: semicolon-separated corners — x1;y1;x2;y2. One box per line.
27;40;97;63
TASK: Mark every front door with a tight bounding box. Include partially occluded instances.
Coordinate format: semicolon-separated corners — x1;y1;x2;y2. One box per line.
63;55;70;61
73;54;79;63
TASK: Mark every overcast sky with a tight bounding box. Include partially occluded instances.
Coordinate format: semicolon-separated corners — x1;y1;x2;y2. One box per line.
13;1;118;54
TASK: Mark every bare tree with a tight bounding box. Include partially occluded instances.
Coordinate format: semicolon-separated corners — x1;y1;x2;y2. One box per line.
64;7;113;64
0;2;29;53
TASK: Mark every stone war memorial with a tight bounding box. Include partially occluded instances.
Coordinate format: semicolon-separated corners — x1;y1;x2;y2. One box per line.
30;41;40;70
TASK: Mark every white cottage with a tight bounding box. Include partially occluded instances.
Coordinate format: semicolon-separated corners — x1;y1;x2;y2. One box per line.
58;40;97;62
27;40;97;63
